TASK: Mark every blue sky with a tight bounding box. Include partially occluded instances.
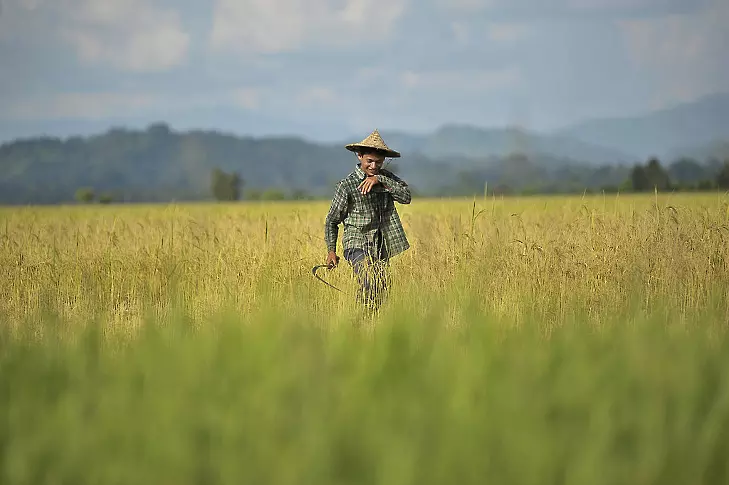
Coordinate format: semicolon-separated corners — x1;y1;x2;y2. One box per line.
1;0;727;142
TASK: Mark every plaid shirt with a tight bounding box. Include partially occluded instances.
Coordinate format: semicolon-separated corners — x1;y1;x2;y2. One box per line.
325;164;411;259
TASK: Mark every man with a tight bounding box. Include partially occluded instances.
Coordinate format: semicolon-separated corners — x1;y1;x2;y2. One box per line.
324;129;411;312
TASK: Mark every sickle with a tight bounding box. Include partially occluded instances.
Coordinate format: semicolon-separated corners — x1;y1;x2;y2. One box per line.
312;264;345;293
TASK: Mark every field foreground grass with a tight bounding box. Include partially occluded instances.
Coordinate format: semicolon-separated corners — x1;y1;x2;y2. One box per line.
1;193;729;483
2;308;729;484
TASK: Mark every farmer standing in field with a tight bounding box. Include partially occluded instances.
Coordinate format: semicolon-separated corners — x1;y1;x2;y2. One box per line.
324;129;411;312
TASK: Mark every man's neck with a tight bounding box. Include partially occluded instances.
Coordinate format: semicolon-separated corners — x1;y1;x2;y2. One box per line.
355;164;383;179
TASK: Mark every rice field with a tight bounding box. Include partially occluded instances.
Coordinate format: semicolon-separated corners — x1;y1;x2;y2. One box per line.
2;192;729;484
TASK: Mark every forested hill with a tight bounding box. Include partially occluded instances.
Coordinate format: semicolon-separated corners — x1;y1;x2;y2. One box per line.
1;122;727;205
0;122;583;204
0;123;356;204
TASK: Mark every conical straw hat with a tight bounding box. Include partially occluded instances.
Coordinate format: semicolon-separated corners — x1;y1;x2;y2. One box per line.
345;129;401;158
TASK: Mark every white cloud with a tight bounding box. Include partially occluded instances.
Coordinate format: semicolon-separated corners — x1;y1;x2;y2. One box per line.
231;88;265;110
433;0;701;14
227;84;344;114
487;23;530;43
1;0;190;72
618;0;729;105
398;66;522;93
12;0;44;10
5;92;157;120
0;0;48;40
3;88;239;121
566;0;635;8
210;0;408;53
354;67;388;83
63;0;190;72
230;85;342;112
566;0;692;10
450;22;470;45
446;19;529;47
296;87;339;107
433;0;494;12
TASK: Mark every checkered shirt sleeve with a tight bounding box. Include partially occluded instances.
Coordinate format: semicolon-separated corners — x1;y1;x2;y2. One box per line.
376;171;411;204
324;180;348;253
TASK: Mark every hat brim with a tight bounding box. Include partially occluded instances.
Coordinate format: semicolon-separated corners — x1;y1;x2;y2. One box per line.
345;144;401;158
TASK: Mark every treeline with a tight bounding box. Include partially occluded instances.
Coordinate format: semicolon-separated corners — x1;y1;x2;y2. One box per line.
1;124;728;205
208;168;315;201
442;154;729;197
67;167;323;204
627;157;729;192
202;155;729;202
0;124;348;205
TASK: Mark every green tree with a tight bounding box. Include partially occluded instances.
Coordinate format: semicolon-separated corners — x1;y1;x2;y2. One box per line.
501;153;542;189
630;164;649;192
618;178;633;192
644;157;671;191
291;189;310;200
716;160;729;189
75;187;95;204
211;168;243;201
245;189;262;201
261;189;286;201
669;157;705;187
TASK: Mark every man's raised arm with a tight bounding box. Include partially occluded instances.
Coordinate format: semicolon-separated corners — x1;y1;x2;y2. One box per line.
376;170;411;204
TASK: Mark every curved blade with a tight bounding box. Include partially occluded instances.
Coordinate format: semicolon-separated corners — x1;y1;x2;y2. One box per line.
312;264;345;293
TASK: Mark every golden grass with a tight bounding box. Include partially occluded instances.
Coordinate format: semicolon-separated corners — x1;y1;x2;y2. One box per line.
3;193;729;484
2;192;728;335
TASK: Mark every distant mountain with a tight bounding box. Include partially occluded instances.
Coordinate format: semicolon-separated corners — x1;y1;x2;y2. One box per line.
0;124;336;204
0;118;138;145
372;124;633;166
0;123;644;205
5;110;727;205
0;123;459;204
556;92;729;161
668;138;729;163
0;107;351;146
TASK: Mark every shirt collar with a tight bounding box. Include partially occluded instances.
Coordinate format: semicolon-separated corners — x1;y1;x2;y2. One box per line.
354;164;367;180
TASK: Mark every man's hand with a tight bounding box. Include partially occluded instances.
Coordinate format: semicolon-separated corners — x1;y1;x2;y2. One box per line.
326;251;340;269
358;176;379;195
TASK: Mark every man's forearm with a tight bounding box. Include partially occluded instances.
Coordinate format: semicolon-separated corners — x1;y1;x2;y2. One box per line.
324;219;339;253
376;174;411;204
325;183;347;252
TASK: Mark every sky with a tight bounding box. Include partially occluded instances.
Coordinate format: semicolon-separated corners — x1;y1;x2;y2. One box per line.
0;0;727;143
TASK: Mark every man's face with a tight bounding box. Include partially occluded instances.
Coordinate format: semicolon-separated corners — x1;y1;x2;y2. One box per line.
358;152;385;177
